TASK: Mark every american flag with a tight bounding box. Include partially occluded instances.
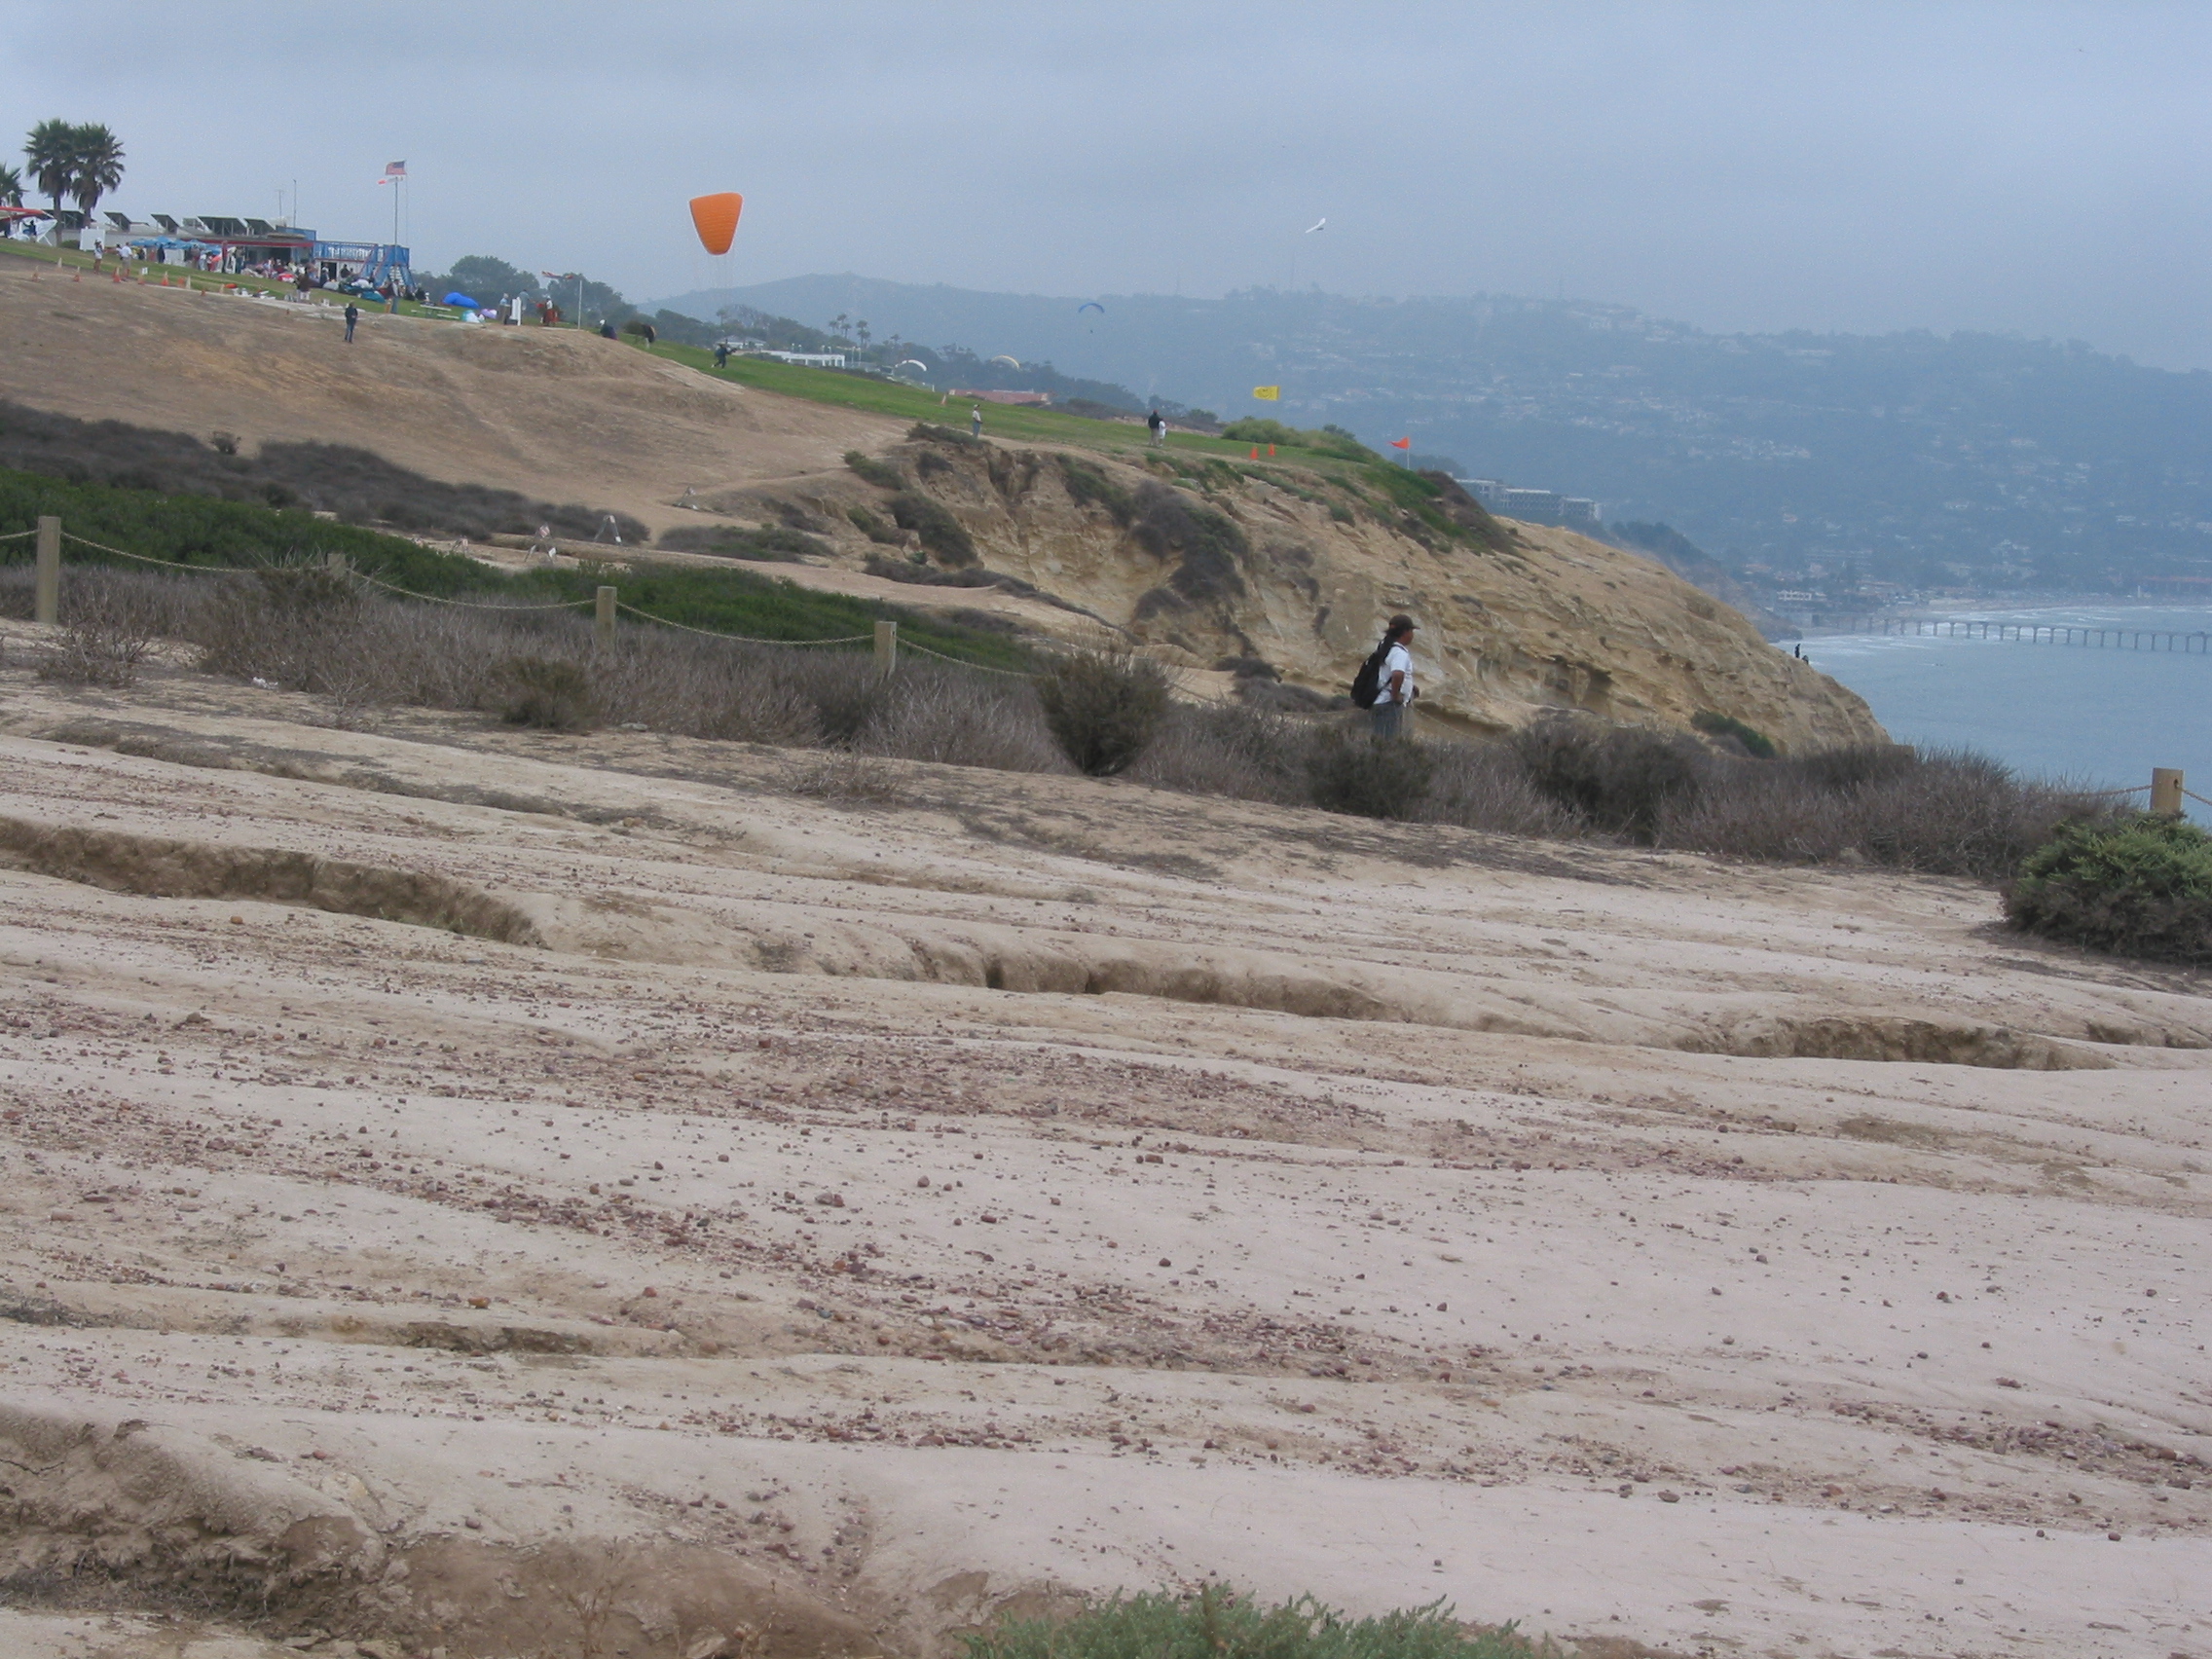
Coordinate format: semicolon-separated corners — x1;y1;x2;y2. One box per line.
377;161;407;184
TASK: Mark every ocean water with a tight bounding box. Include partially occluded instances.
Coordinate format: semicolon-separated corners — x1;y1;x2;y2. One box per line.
1803;605;2212;816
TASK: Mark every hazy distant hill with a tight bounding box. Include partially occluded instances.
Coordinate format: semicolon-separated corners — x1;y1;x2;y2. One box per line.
656;276;2212;590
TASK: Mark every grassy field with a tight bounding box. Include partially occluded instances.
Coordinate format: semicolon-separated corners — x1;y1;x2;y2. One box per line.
649;340;1378;470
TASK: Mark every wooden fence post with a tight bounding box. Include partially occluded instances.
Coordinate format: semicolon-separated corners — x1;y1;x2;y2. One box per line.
595;585;617;648
34;516;59;626
875;618;898;676
2151;768;2184;817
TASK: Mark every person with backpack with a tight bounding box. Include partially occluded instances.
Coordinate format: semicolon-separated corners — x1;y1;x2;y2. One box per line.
1147;409;1166;446
343;302;358;344
1349;613;1419;738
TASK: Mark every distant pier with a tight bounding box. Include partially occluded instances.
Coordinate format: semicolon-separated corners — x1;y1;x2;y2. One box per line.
1823;616;2211;653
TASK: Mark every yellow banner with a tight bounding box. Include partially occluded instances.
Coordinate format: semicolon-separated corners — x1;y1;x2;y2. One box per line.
1251;385;1280;401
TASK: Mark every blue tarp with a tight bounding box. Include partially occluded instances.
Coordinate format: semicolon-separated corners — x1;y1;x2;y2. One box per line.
443;291;483;309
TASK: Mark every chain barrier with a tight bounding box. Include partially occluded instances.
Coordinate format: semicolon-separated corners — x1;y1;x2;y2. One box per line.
611;601;870;646
59;532;239;572
350;569;593;611
900;638;1039;678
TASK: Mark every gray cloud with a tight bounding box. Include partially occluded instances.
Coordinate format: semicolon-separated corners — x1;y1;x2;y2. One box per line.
10;1;2208;364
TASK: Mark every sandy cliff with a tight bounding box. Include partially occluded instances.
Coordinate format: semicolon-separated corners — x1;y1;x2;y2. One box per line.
700;433;1883;752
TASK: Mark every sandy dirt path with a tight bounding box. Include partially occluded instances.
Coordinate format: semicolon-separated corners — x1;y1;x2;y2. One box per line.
0;640;2205;1659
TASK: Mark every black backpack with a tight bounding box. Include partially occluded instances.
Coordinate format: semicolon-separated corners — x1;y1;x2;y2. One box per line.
1348;638;1392;709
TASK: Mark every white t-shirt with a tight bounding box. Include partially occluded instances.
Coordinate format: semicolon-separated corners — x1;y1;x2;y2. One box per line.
1375;641;1415;705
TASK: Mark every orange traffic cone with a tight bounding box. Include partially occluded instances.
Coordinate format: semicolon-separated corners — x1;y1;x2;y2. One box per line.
71;270;80;282
1268;444;1275;456
1249;446;1259;460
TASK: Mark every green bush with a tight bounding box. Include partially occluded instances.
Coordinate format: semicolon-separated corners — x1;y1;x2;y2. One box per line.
963;1588;1540;1659
1691;709;1777;758
1512;717;1709;842
498;656;597;731
1308;728;1436;819
1058;456;1136;525
1035;649;1171;776
888;491;979;568
844;450;904;491
1219;420;1379;461
2006;813;2212;964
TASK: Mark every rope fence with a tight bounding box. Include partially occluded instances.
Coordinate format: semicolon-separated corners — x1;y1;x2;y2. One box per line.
903;638;1039;678
15;514;1035;678
612;600;872;646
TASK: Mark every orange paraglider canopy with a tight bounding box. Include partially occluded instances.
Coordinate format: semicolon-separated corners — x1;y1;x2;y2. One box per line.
688;193;744;256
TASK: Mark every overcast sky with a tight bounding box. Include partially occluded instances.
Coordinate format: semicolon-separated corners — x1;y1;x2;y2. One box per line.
12;2;2209;366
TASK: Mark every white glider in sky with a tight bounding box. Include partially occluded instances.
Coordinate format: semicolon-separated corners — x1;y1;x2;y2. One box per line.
1305;217;1327;234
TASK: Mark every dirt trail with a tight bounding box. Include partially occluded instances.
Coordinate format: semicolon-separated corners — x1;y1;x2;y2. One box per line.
0;258;901;535
0;639;2206;1658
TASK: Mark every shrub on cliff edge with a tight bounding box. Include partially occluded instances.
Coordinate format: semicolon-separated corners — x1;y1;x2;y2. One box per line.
963;1587;1543;1659
2005;813;2212;964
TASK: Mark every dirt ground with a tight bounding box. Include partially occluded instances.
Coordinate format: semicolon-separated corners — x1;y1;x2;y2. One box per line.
0;259;902;537
0;630;2206;1657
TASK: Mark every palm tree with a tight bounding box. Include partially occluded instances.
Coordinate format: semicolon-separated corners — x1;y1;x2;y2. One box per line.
23;118;74;218
0;163;20;240
67;124;125;219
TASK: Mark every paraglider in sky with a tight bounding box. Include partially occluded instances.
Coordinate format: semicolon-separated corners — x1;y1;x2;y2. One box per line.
1305;217;1327;234
1077;301;1104;314
687;192;744;255
990;354;1021;369
896;358;931;374
1252;386;1281;401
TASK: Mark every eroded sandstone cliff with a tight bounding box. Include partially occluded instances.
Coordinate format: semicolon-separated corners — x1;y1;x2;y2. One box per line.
712;428;1884;754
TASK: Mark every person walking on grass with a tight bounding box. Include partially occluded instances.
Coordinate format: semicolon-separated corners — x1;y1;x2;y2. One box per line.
343;301;358;344
970;403;983;440
1148;408;1166;446
1371;613;1418;739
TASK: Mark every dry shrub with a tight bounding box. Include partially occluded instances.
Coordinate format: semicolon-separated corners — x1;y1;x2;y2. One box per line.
1306;727;1435;820
1035;649;1172;776
1130;702;1308;803
786;753;903;804
1512;716;1710;842
497;656;596;730
1659;745;2103;878
194;565;364;688
854;667;1065;773
33;569;191;687
1416;740;1581;837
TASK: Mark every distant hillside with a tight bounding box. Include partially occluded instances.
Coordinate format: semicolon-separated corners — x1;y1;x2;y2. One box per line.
656;276;2212;591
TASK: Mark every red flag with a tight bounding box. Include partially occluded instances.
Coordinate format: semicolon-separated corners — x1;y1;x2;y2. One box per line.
1390;437;1413;450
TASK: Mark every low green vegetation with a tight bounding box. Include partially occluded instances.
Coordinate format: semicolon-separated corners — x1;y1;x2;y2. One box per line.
0;466;1026;669
1220;418;1379;461
1691;709;1777;757
2006;813;2212;965
963;1589;1543;1659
